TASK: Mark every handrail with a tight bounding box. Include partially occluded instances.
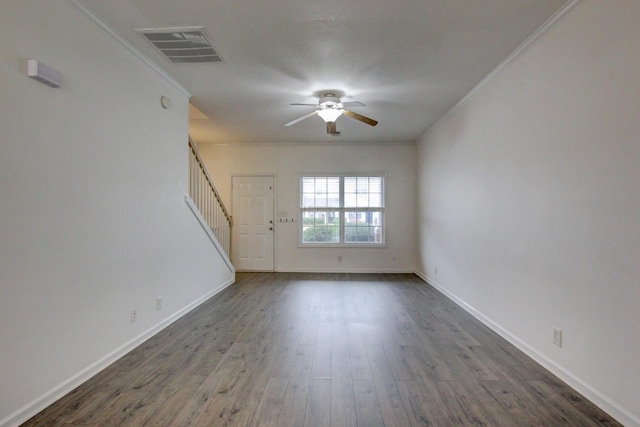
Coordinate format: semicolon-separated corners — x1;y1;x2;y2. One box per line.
188;137;232;256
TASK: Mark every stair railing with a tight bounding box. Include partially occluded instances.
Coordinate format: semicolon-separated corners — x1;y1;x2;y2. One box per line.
188;138;232;256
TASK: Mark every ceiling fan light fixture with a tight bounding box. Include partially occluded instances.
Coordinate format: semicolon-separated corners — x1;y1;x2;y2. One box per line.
317;108;343;123
285;92;377;131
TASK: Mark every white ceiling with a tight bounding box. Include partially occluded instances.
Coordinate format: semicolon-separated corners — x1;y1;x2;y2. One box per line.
77;0;568;145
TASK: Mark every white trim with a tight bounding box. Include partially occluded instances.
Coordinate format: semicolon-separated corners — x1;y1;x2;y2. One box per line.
414;270;639;427
277;267;415;274
424;0;584;137
195;140;417;147
297;243;388;249
184;195;235;273
0;276;234;427
64;0;191;98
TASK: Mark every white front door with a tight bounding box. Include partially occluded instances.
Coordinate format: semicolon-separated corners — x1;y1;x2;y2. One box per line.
231;176;274;271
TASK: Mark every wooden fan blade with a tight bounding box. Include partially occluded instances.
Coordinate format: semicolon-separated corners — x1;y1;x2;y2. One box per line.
284;110;318;126
326;122;338;134
341;101;365;108
343;109;378;126
290;103;319;107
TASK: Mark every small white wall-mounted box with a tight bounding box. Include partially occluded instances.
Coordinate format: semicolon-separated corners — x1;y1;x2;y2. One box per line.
26;59;62;88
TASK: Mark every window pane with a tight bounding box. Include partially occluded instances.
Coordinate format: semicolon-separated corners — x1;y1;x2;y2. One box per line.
369;193;382;207
344;176;384;208
301;177;315;208
368;177;383;207
326;177;340;207
302;211;340;243
344;177;357;207
357;177;369;193
301;177;340;208
344;211;383;243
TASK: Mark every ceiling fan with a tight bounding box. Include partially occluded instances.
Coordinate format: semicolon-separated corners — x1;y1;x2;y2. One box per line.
284;92;378;135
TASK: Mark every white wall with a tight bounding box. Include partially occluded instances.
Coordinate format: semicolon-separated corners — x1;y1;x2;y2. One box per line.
0;2;233;425
416;1;640;425
197;143;417;272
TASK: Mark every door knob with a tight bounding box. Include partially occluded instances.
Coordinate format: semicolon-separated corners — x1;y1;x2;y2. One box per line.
269;227;273;231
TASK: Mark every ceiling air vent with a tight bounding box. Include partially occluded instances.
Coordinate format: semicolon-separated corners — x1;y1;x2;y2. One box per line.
136;27;224;64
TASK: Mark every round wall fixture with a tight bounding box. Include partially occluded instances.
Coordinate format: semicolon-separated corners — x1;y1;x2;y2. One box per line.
160;96;171;109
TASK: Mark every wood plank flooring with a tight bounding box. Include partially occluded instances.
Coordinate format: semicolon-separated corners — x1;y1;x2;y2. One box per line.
23;273;621;426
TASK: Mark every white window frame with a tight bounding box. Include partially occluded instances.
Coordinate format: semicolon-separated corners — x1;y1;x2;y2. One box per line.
299;174;386;247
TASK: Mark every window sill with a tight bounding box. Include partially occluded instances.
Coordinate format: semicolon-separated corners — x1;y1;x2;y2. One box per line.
298;243;387;249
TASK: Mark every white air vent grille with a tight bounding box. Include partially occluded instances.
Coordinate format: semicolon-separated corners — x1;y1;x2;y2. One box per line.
136;27;224;64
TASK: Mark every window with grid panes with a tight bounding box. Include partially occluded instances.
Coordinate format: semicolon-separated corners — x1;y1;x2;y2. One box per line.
300;175;384;245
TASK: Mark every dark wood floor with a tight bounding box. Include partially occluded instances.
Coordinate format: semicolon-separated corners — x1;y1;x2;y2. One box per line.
24;272;620;426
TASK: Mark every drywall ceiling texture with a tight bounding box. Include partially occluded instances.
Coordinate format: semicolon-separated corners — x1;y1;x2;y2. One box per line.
79;0;567;145
197;142;417;273
0;2;233;425
416;1;640;425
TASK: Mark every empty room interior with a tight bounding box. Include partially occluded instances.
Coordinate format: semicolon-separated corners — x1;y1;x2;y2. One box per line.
1;1;639;426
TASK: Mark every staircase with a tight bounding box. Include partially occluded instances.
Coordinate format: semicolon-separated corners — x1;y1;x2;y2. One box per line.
188;138;232;257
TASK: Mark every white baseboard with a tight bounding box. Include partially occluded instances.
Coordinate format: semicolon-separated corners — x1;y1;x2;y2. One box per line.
414;270;639;427
275;267;416;274
1;277;235;427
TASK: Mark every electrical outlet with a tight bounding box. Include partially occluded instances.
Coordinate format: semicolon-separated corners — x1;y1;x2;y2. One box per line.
130;309;137;323
337;255;343;262
553;327;563;347
435;266;438;275
156;297;162;311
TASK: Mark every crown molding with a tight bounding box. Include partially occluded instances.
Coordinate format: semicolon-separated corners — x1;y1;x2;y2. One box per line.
194;139;417;147
424;0;584;138
65;0;191;97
